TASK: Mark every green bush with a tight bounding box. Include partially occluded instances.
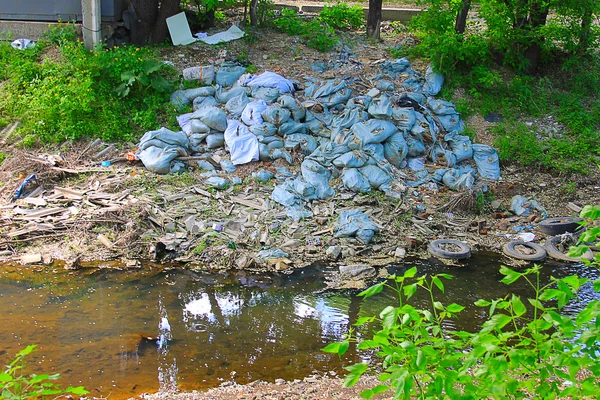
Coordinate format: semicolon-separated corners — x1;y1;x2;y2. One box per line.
271;8;339;52
1;344;88;399
325;264;600;399
320;2;364;30
0;30;177;145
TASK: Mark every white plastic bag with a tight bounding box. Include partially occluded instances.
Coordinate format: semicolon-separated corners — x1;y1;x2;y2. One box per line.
224;120;259;165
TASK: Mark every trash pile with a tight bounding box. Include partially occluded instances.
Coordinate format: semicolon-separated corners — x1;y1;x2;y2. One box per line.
136;58;501;221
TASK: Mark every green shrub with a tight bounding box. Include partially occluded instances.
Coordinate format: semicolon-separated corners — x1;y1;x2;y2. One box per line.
271;8;339;52
1;344;88;399
320;2;364;30
0;33;177;145
325;265;600;399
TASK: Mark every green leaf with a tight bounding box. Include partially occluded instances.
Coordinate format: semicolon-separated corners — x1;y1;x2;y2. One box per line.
380;306;398;330
403;283;417;299
447;303;465;313
433;301;444;311
344;363;368;387
416;349;426;369
142;59;163;75
150;75;174;93
322;341;349;356
511;295;526;317
527;298;545;311
0;372;13;383
432;276;445;293
499;266;522;285
594;278;600;292
16;344;37;358
66;386;89;395
481;313;513;333
474;299;491;307
403;266;417;278
359;281;384;299
438;273;453;280
120;70;136;82
28;374;50;384
360;384;389;398
355;316;375;326
39;389;62;395
580;205;600;221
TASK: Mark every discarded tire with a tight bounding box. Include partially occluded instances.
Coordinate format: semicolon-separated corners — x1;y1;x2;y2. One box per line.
428;239;471;260
538;217;583;236
545;236;594;262
502;241;546;261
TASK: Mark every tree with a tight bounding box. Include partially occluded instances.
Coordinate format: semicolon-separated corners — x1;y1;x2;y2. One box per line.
129;0;181;44
367;0;382;39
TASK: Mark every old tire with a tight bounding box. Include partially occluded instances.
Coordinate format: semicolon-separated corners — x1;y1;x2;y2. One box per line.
428;239;471;260
545;236;594;262
538;217;583;235
502;241;546;261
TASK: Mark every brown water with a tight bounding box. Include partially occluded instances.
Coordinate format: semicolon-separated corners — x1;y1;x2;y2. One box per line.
0;255;598;399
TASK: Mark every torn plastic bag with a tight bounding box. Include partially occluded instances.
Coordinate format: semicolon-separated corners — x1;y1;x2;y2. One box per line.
220;160;236;173
431;143;457;167
391;107;416;130
176;112;193;135
437;114;465;134
271;149;293;164
196;160;215;170
427;98;457;116
402;76;422;92
205;133;225;149
184;86;216;101
267;139;284;149
472;144;500;180
224;120;260;165
190;119;211;134
442;168;475;191
206;176;229;190
307;141;350;167
170;90;190;108
246;71;295;93
308;80;352;107
271;177;317;207
304;110;332;138
330;107;368;137
215;64;247;87
261;105;291;126
360;164;393;191
445;131;473;163
301;159;334;199
509;195;548;218
376;80;395;91
241;100;268;126
407;157;426;171
190;106;227;131
423;64;444;96
341;168;371;193
383;131;409;167
284;133;317;155
287;207;313;222
193;96;218;110
249;122;277;137
349;119;398;148
279;121;306;136
215;86;248;104
363;143;386;165
253;169;274;183
189;133;209;150
333;209;379;244
251;86;280;104
333;151;367;168
379;58;411;78
416;112;439;143
368;94;392;119
225;92;251;117
406;135;426;157
136;128;189;174
278;95;306;121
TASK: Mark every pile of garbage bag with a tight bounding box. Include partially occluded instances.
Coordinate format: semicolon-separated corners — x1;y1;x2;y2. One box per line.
137;58;501;218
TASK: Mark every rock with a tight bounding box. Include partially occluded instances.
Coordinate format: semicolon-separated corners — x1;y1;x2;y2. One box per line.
165;222;176;232
21;253;42;264
326;246;341;260
339;264;376;279
275;378;286;385
394;247;406;258
281;239;301;248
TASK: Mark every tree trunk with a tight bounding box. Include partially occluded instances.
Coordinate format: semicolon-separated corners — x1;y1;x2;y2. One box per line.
577;5;594;55
151;0;181;44
522;0;549;74
130;0;159;44
367;0;382;39
250;0;259;26
455;0;471;34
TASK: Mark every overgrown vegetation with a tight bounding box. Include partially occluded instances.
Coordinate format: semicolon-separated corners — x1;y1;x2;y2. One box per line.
271;3;364;51
1;344;88;399
0;24;177;146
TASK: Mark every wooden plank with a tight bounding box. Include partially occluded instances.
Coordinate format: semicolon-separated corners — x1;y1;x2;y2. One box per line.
55;187;85;199
230;197;267;211
14;207;66;220
21;197;47;207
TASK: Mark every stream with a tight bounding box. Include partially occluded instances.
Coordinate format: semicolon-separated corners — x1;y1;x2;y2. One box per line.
0;254;598;398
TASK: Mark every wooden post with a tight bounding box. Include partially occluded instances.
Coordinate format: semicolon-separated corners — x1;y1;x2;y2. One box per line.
81;0;101;50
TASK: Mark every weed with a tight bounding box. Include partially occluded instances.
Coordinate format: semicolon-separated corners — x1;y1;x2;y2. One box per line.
0;152;7;165
320;2;364;30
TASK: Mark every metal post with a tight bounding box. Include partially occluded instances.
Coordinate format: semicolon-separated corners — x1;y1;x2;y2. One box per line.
81;0;101;50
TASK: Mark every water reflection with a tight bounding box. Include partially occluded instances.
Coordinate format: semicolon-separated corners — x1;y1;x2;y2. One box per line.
0;256;597;399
